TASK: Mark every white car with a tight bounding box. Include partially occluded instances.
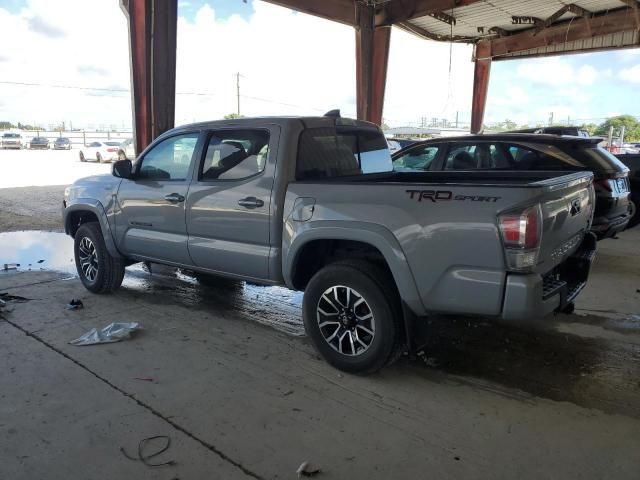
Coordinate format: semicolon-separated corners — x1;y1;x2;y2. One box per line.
79;141;122;163
117;138;136;160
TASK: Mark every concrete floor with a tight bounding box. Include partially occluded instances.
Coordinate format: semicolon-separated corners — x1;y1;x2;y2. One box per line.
1;229;639;479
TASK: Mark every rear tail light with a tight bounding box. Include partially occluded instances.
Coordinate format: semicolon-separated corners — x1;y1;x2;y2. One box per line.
593;178;612;193
498;205;542;272
106;147;118;152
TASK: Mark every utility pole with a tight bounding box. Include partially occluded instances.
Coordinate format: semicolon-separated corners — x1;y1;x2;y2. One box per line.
236;72;241;116
549;112;554;126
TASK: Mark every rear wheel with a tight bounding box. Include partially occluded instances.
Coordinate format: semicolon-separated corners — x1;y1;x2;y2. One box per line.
74;222;125;293
79;151;86;162
627;196;639;229
302;261;402;374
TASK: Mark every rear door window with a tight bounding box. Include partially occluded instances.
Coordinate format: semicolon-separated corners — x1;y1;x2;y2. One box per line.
444;142;512;170
199;129;270;181
297;127;392;180
393;144;440;171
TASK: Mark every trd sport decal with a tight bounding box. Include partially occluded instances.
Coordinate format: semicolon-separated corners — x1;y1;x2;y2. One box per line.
406;190;501;203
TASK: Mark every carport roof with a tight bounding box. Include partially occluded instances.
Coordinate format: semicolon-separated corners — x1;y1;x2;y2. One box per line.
264;0;640;58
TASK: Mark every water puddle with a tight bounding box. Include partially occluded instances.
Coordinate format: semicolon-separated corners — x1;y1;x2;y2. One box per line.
0;230;304;336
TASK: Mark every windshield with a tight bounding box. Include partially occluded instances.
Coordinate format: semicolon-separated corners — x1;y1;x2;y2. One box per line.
56;138;69;142
3;133;20;138
105;141;121;146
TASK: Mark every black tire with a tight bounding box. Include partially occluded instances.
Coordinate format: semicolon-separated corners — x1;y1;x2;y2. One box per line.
74;222;125;293
627;196;639;229
79;151;86;162
303;261;402;374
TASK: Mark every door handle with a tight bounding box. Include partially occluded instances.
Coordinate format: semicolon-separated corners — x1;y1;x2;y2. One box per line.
238;197;264;209
164;193;185;203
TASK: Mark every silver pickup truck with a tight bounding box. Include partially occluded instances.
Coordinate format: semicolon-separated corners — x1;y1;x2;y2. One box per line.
63;115;597;373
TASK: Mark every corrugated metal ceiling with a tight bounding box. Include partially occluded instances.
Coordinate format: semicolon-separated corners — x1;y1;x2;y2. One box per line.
407;0;633;40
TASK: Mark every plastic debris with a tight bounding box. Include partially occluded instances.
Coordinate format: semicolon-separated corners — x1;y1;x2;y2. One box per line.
297;461;321;478
134;377;155;382
69;322;142;346
3;263;19;271
66;299;84;310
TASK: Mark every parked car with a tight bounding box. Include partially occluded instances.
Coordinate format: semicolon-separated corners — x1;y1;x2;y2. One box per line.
29;137;49;149
53;137;72;150
616;153;640;228
393;134;630;239
63;115;597;373
79;141;123;163
1;132;25;149
117;138;135;160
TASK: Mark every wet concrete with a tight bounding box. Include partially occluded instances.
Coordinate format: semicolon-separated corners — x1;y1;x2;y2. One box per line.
2;229;639;422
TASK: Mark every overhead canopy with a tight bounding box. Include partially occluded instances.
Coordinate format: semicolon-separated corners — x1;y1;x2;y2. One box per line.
121;0;640;152
266;0;640;58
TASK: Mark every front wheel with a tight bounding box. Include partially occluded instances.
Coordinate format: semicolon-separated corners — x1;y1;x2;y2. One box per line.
74;222;125;293
302;261;402;374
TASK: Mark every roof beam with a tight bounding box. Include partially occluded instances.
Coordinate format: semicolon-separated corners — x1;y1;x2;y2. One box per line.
377;0;482;26
618;0;640;28
396;20;471;42
489;8;638;58
535;3;592;34
261;0;357;26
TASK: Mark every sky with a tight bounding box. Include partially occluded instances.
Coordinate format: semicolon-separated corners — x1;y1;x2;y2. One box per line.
0;0;639;130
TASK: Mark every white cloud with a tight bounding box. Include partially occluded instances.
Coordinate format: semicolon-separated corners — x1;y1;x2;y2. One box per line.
0;0;475;129
0;0;130;129
515;57;599;87
619;65;640;84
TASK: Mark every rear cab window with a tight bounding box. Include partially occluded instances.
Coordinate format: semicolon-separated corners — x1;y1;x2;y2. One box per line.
296;127;392;180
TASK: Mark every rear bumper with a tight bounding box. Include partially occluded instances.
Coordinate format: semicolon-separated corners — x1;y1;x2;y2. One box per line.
501;233;597;321
591;213;630;238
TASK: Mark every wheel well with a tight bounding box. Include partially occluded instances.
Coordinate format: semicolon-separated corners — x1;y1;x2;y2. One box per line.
291;239;393;290
67;211;100;237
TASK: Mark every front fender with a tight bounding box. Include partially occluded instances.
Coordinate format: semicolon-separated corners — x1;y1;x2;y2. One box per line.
64;199;123;259
283;220;426;316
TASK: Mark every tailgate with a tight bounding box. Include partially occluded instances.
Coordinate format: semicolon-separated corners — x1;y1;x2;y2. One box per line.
533;172;595;274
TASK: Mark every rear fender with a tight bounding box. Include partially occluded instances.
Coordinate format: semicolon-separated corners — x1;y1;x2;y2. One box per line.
284;221;426;316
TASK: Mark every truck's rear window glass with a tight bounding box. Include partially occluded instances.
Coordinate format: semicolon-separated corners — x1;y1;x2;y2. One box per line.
297;127;392;180
200;129;270;181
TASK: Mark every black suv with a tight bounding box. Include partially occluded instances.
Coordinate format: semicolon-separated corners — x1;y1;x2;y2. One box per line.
392;134;631;239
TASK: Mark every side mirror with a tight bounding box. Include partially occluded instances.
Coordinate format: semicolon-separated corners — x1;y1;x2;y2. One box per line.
112;159;133;179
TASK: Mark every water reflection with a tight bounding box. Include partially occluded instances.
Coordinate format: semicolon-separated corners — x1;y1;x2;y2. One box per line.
0;230;305;335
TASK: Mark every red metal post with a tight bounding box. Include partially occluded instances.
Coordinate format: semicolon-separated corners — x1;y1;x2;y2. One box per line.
471;41;491;134
356;4;391;125
121;0;177;154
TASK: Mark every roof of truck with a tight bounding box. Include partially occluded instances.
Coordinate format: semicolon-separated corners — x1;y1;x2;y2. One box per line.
170;116;379;132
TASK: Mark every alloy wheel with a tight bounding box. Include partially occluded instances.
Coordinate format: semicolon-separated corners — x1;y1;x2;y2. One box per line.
78;237;99;282
316;285;375;356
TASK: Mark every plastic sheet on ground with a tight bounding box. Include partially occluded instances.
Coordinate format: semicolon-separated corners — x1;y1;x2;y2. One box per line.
69;322;142;346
